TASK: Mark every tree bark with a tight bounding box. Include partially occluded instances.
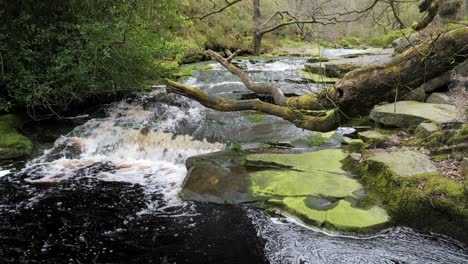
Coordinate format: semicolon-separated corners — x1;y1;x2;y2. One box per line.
253;0;262;55
165;28;468;132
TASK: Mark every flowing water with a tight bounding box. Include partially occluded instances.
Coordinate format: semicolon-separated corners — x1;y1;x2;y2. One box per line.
1;50;467;263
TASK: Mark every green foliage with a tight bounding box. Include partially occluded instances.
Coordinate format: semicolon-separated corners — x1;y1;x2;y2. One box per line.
0;0;186;117
338;37;362;48
366;28;413;47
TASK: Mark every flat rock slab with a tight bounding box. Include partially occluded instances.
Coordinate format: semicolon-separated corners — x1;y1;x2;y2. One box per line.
368;150;437;177
182;148;390;233
369;101;460;127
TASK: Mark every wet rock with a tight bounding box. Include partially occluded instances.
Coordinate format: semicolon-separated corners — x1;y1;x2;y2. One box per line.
342;139;367;153
182;148;389;233
367;150;437;177
369;101;460;128
0;114;33;160
41;136;85;161
247;149;389;232
420;71;451;92
304;64;326;75
426;93;450;104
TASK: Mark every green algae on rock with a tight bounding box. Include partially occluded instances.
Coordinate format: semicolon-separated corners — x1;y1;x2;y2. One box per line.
182;148;390;233
369;101;460;128
0;114;33;160
343;150;468;243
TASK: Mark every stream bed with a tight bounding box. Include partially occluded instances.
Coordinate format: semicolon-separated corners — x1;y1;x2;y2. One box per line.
1;50;467;263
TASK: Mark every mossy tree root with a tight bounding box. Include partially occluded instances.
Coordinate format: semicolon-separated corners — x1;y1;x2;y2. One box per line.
164;79;341;132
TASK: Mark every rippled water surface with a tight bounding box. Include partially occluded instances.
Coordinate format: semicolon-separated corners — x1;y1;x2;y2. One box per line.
1;53;467;263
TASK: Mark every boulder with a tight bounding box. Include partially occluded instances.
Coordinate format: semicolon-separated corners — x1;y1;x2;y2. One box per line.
369;101;460;127
420;71;451;92
401;86;425;102
414;122;439;139
367;150;437;177
426;93;450;104
358;130;391;147
182;148;390;232
182;151;256;204
452;59;468;77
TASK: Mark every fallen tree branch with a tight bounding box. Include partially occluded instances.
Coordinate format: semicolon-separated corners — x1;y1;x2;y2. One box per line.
164;79;341;132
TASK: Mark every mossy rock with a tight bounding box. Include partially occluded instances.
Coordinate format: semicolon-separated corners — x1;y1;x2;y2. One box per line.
247;149;390;232
298;70;339;84
0;114;33;160
358;130;393;147
342;138;368;153
182;148;390;233
270;197;389;233
412;124;468;148
369;101;460;128
343;151;468;243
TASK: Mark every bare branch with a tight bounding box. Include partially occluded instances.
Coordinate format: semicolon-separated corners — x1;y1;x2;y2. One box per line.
206;49;288;105
190;0;243;20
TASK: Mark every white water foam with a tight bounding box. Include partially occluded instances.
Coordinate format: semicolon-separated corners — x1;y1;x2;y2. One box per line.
21;100;224;212
0;169;10;178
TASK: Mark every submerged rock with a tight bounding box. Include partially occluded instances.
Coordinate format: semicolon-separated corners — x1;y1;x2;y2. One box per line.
182;148;390;233
369;101;460;127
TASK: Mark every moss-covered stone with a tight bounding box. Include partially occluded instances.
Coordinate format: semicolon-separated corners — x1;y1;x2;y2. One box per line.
358;130;392;147
367;150;437;177
412;124;468;148
369;101;460;128
270;197;389;233
343;151;468;243
0;115;33;160
182;148;390;233
247;149;390;232
342;138;368;153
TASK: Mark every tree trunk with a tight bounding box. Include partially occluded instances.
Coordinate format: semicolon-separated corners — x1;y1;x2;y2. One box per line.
165;28;468;132
253;0;262;55
253;33;263;55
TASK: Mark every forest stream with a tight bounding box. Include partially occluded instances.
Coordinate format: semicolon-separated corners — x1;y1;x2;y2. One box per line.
1;49;467;264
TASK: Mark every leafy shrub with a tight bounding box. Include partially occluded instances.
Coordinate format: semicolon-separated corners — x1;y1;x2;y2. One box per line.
0;0;186;117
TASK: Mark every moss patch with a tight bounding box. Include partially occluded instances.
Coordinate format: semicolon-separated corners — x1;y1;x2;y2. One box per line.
0;115;33;160
343;154;468;243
